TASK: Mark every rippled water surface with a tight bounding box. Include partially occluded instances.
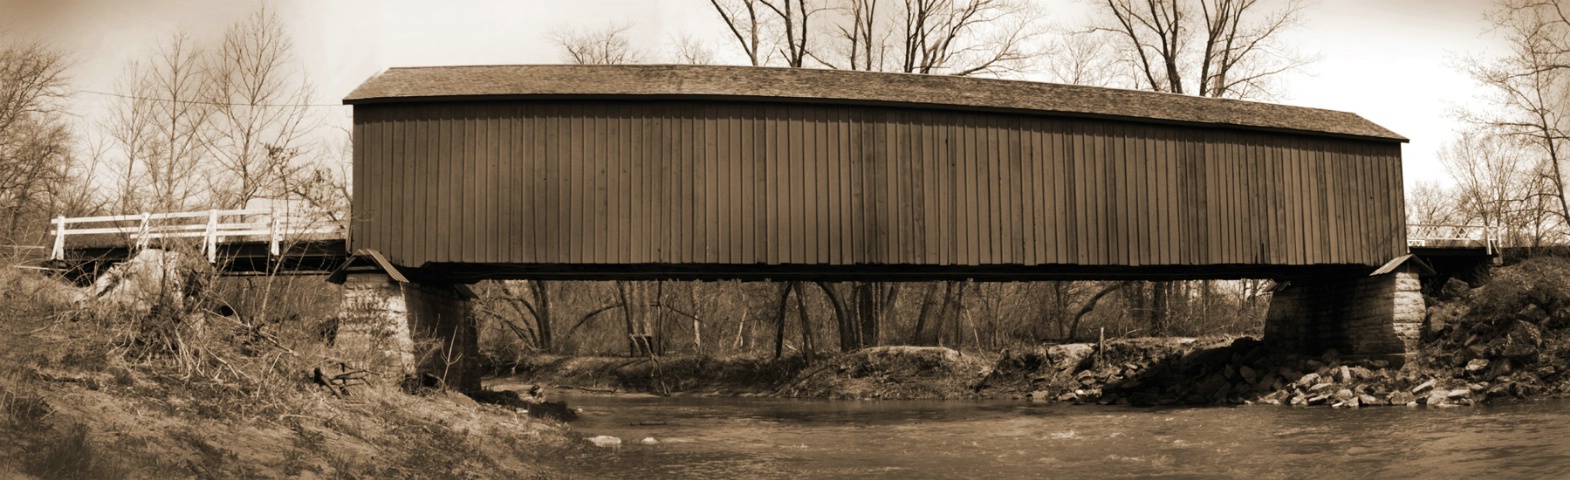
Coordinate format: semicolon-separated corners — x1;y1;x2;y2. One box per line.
552;392;1570;479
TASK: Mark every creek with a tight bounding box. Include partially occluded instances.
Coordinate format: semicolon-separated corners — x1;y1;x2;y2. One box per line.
552;392;1570;479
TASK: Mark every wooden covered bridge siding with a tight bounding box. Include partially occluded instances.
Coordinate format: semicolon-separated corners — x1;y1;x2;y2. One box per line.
346;65;1408;280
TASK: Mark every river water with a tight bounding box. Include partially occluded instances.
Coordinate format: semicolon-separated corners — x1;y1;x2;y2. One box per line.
552;392;1570;479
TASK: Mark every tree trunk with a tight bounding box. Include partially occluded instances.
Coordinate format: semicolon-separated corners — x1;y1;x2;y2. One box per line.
793;282;815;364
530;280;553;352
1068;282;1129;341
911;282;942;345
812;282;854;352
773;282;791;359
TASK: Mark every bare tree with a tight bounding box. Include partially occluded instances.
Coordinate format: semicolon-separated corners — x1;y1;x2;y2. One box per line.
1406;179;1459;227
709;0;770;65
0;36;73;240
108;33;214;212
1095;0;1309;99
1464;0;1570;241
204;7;315;210
763;0;819;67
893;0;1043;76
759;0;1042;74
551;22;647;65
1041;31;1123;87
670;33;718;65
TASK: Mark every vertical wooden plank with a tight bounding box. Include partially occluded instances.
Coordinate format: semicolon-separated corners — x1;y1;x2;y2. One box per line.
546;105;561;264
696;106;712;264
1301;141;1319;265
1286;139;1305;265
588;109;604;263
1038;119;1052;264
1391;146;1407;257
463;106;480;263
972;116;991;264
490;110;505;262
1136;125;1149;265
512;106;530;262
963;115;980;265
648;105;661;263
1068;122;1085;263
827;107;840;264
498;108;514;262
1219;133;1236;264
526;107;542;263
598;107;615;264
1329;142;1347;264
854;109;868;264
1017;118;1037;266
349;116;364;252
1155;126;1170;264
1048;120;1061;261
818;107;835;264
870;110;886;264
444;106;460;262
392;108;409;263
948;117;963;264
1122;124;1137;265
683;107;697;264
620;110;634;263
747;106;763;264
779;105;796;265
1005;118;1023;264
988;118;1005;264
367;110;384;260
1091;122;1110;264
904;111;916;261
804;107;821;264
702;104;717;264
410;109;428;264
721;107;737;264
388;108;407;262
476;109;491;262
619;106;636;263
763;108;779;264
1168;127;1182;265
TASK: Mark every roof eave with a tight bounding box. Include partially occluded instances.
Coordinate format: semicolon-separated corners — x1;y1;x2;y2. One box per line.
342;92;1410;144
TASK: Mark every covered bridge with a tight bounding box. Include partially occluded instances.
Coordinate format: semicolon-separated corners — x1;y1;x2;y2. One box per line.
335;65;1420;388
342;65;1408;282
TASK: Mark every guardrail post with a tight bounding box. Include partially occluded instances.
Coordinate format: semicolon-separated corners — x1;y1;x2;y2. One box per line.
134;212;152;251
204;209;219;263
50;216;66;261
270;212;282;257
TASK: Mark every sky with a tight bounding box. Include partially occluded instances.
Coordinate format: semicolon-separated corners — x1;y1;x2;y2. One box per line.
0;0;1506;189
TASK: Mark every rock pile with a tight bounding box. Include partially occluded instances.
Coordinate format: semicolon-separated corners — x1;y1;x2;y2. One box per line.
991;336;1484;408
1416;256;1570;400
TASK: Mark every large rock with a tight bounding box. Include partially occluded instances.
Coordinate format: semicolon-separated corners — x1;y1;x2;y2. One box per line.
1046;344;1096;372
1465;359;1490;374
1499;321;1543;360
84;249;210;315
587;435;622;448
1440;278;1471;299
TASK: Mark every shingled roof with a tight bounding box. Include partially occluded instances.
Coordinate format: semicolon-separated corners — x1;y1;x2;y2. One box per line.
344;65;1406;142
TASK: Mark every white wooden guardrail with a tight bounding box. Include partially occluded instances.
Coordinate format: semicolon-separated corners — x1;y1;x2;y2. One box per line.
1407;223;1498;255
50;209;344;262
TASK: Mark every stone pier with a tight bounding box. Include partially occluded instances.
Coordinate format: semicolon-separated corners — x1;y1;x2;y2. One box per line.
330;251;480;392
1263;257;1429;365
